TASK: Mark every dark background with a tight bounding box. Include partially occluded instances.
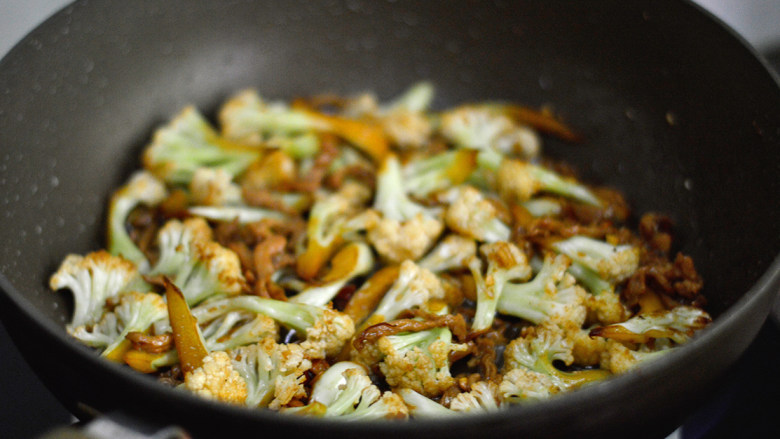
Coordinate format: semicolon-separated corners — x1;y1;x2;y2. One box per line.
1;1;779;438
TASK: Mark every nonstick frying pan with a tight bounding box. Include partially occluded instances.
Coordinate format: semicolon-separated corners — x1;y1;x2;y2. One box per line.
0;1;779;438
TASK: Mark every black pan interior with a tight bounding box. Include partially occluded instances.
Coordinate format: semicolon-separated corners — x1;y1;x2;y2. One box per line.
0;1;778;438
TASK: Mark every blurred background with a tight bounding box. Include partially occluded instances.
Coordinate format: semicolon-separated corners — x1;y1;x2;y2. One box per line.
1;1;778;438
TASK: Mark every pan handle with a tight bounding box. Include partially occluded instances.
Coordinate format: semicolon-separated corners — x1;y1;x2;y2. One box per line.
37;412;191;439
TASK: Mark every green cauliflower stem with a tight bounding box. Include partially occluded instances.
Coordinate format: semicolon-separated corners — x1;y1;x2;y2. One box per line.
107;171;167;269
368;154;443;262
218;89;328;147
142;106;260;185
417;234;477;273
469;241;532;332
191;295;354;359
200;311;278;352
552;236;639;283
495;159;601;206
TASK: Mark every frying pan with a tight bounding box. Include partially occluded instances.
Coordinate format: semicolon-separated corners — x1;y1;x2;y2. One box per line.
1;1;778;438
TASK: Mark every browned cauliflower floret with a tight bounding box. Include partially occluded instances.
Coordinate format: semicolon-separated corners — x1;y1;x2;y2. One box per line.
499;367;560;402
300;307;356;359
585;290;629;325
189;167;242;206
185;351;248;404
373;327;467;398
503;323;608;394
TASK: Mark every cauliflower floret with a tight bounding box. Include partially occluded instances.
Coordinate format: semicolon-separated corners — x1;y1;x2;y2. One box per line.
499;367;560;402
570;328;608;366
189;167;242;206
368;153;444;263
149;217;246;305
585;290;629;325
417;234;477;273
300;307;356;359
49;250;143;329
230;338;312;409
218;89;327;146
364;260;445;326
367;213;443;264
185;351;248;404
375;327;468;398
598;339;676;375
496;159;601;206
504;323;609;392
381;111;433;149
552;236;639;283
444;186;510;243
449;381;501;413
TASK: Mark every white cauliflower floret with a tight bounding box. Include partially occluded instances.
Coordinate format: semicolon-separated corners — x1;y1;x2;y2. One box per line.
294;362;409;419
417;234;477;273
49;250;143;329
449;381;501;413
468;241;533;332
367;213;443;264
444;186;510;243
570;328;609;366
590;306;712;345
143;106;260;185
504;323;609;393
191;296;355;361
230;338;312;409
364;260;445;326
599;340;675;375
149;217;246;305
185;351;248;404
440;105;515;152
